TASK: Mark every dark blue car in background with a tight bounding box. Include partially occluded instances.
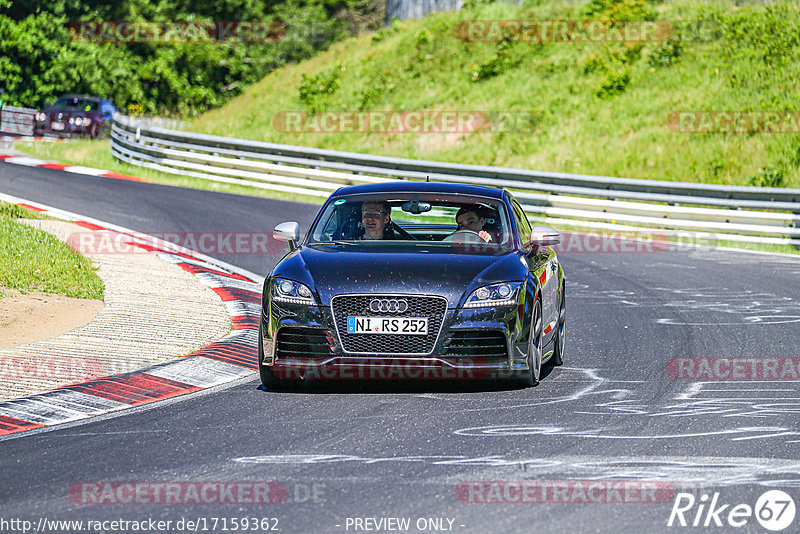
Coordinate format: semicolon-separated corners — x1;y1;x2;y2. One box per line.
34;94;116;138
260;181;566;389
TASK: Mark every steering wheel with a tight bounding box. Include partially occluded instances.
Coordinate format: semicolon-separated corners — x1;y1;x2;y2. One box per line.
441;230;486;244
390;222;417;240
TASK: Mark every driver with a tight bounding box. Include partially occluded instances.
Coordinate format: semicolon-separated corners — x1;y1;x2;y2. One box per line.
455;206;492;242
361;200;391;240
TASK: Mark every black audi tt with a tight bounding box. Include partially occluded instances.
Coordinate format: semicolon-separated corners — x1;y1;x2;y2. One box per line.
259;181;565;389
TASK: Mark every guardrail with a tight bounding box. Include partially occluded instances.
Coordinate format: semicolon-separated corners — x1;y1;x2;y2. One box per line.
0;106;36;136
110;115;800;246
122;116;190;131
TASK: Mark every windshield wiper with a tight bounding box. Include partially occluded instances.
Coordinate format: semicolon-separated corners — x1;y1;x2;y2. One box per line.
308;240;359;246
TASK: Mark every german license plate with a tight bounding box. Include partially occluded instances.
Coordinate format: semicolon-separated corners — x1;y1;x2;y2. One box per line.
52;122;65;131
347;316;428;335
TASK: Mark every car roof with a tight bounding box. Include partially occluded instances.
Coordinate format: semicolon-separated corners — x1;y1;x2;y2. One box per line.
57;94;104;102
52;95;114;107
333;181;506;199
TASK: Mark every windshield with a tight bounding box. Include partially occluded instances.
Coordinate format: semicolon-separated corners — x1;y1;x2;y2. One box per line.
52;97;99;112
308;192;515;253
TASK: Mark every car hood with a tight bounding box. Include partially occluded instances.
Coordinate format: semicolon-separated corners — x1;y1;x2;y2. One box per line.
273;245;526;307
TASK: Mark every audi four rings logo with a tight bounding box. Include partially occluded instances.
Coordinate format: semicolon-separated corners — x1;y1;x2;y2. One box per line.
370;298;409;313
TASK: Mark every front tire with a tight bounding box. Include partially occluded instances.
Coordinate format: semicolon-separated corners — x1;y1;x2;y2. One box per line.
551;280;565;366
519;297;543;387
259;324;302;390
258;325;280;389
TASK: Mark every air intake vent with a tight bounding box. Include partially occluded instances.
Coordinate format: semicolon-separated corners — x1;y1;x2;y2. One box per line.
443;330;507;360
275;327;332;361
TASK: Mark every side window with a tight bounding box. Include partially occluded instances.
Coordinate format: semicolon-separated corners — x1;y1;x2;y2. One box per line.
510;198;532;241
320;208;340;238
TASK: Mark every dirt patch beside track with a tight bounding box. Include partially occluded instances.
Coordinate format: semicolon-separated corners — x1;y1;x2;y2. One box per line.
0;288;103;349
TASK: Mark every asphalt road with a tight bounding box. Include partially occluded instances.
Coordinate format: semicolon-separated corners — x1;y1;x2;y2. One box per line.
2;161;800;534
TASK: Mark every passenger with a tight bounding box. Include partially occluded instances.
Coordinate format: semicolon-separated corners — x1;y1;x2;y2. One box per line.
455;205;492;242
361;200;392;240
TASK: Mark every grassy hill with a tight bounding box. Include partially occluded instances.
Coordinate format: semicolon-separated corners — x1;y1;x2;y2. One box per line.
187;0;800;188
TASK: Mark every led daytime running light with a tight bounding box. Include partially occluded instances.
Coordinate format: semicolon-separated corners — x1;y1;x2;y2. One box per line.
273;278;314;304
465;282;521;308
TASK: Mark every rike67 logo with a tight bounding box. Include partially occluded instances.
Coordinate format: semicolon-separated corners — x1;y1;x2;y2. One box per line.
667;490;796;531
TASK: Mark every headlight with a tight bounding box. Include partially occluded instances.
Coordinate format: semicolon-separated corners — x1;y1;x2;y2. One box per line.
74;117;83;126
83;118;92;126
36;113;46;122
272;278;314;304
68;117;75;125
464;282;521;308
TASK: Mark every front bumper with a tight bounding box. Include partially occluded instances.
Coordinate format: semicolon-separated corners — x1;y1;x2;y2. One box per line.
34;120;98;137
260;297;532;380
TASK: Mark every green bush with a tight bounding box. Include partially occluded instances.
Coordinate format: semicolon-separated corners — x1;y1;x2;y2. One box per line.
584;0;655;21
648;37;683;68
0;0;382;116
371;19;401;43
580;53;606;74
298;65;343;112
581;43;639;97
415;29;433;49
748;165;786;188
597;66;631;98
468;39;518;82
356;70;396;110
711;3;800;66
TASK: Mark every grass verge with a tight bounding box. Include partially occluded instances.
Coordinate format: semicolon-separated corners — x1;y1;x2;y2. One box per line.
0;201;105;300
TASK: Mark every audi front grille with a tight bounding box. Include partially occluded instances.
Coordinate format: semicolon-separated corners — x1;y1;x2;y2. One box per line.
331;294;447;355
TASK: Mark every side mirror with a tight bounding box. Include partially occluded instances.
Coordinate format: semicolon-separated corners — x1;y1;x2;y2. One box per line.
273;221;301;250
528;226;560;248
